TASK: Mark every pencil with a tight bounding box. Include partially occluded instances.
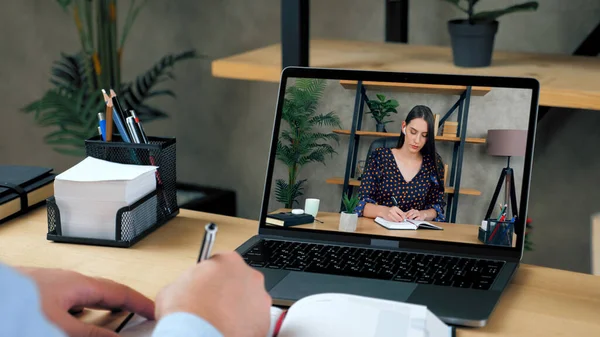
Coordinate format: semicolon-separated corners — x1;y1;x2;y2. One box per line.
105;101;113;141
102;89;113;141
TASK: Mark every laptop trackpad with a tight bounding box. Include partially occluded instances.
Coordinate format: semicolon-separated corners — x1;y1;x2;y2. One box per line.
270;272;417;303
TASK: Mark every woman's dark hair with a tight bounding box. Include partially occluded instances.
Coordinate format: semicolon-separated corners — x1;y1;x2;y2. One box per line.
397;105;444;185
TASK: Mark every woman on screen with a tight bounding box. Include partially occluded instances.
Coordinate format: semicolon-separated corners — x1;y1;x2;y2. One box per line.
356;105;446;222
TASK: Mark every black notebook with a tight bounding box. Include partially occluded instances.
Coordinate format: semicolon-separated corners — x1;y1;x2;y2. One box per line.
266;212;314;227
0;165;55;223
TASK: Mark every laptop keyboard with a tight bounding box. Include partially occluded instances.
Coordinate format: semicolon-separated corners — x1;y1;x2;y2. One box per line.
242;240;504;290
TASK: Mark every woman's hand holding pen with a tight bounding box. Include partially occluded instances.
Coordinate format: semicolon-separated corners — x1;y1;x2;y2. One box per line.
381;206;407;222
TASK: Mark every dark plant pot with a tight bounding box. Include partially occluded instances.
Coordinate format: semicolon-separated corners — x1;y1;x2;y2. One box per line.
376;123;387;133
447;19;498;68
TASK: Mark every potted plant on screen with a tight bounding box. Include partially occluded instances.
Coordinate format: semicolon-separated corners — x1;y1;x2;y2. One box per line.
443;0;539;67
275;78;342;208
366;94;399;133
339;191;359;232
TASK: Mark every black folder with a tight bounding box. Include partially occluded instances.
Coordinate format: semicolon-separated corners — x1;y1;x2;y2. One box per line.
0;165;55;223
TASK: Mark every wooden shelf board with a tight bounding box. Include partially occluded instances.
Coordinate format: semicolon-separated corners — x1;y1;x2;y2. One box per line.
339;80;491;96
325;177;481;196
211;39;600;110
332;129;486;144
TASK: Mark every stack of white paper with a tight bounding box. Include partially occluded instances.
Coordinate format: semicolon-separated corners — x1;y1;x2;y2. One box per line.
54;157;158;240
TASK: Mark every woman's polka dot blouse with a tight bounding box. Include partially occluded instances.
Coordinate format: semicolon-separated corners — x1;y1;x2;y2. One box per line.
355;147;447;222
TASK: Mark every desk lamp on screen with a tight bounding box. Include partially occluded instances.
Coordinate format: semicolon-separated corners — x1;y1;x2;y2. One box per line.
484;129;527;220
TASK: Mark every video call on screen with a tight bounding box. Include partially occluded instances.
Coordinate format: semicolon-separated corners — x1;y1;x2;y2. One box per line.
267;77;532;248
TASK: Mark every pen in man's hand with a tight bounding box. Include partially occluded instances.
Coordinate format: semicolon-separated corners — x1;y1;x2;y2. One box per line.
197;223;218;262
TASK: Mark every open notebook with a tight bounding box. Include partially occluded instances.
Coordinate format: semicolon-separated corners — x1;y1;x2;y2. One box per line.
375;217;443;230
118;293;454;337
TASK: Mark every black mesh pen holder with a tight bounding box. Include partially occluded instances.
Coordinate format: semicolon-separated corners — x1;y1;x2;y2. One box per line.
47;191;163;247
85;135;179;223
46;135;179;247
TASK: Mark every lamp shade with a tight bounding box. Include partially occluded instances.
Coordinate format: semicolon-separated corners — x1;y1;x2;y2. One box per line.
487;129;527;157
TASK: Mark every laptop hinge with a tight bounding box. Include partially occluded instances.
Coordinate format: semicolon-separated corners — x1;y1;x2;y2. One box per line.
370;239;398;249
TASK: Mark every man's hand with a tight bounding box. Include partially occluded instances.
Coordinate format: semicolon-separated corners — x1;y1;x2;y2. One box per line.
18;267;155;337
155;251;271;337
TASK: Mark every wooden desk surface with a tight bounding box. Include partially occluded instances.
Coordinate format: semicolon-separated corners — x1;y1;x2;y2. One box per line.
211;39;600;110
1;208;599;336
291;211;486;245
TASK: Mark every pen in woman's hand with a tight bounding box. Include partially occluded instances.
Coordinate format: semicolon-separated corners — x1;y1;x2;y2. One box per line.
391;196;399;207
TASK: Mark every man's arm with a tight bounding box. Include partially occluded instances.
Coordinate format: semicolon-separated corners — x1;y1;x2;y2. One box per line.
0;264;65;337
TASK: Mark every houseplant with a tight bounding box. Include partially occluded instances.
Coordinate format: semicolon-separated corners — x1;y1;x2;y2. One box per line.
22;0;196;156
443;0;539;67
366;94;399;132
339;191;359;232
275;78;342;208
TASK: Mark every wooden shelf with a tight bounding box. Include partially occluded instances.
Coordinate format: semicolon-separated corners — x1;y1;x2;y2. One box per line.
211;39;600;110
332;129;486;144
325;177;481;196
339;80;491;96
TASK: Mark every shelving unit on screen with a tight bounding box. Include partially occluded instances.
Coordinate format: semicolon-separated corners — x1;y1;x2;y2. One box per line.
331;80;490;222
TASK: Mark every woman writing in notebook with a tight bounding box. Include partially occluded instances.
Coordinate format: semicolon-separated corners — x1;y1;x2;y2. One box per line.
355;105;446;222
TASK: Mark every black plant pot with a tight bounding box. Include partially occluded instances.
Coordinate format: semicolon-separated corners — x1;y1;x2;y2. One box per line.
448;19;498;67
376;123;387;133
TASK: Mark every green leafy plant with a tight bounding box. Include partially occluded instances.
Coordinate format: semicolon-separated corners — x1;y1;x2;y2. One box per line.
443;0;539;24
366;94;399;126
275;78;342;208
341;191;360;214
22;0;197;156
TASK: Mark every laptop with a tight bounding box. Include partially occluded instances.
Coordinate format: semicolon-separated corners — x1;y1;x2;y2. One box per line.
236;67;539;327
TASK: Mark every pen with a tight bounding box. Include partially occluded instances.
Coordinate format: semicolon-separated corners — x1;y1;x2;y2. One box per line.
126;116;142;143
391;196;399;207
130;110;149;144
197;223;218;262
97;112;106;141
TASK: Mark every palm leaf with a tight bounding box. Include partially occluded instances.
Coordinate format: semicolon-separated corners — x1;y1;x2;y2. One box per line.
120;49;198;122
308;111;342;128
56;0;72;11
22;85;105;155
48;52;95;97
274;179;306;208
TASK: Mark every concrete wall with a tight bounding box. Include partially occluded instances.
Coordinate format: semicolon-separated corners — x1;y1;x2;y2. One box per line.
267;80;531;229
3;0;600;273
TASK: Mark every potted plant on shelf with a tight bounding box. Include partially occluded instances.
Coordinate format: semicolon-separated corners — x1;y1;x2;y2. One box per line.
339;191;359;232
275;78;342;208
366;94;399;132
443;0;539;68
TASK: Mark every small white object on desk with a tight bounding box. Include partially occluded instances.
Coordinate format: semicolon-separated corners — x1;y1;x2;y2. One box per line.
54;157;157;240
291;209;304;215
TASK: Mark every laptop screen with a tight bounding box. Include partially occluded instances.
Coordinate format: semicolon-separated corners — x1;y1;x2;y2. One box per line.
260;68;538;252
